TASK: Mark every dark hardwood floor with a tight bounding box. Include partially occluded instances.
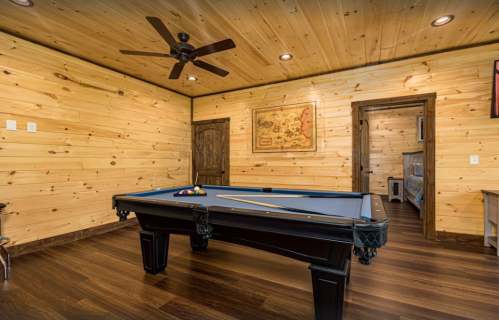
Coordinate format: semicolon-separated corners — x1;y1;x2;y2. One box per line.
1;199;498;320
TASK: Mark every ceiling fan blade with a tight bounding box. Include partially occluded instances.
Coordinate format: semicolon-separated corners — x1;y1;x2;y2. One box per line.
193;60;229;77
191;39;236;58
169;62;184;79
119;50;174;58
146;16;182;53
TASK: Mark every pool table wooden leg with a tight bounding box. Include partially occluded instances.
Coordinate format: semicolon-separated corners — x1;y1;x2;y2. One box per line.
309;261;349;320
139;231;169;275
190;235;209;251
347;249;352;284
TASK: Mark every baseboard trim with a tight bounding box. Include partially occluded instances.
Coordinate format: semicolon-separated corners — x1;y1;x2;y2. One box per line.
436;231;484;246
7;218;139;257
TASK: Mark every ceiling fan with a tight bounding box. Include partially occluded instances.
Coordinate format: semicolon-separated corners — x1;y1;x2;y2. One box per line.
120;17;236;79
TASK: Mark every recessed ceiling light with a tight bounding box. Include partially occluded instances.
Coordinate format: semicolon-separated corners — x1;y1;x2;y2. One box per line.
187;76;197;81
9;0;34;7
431;15;454;27
279;54;293;61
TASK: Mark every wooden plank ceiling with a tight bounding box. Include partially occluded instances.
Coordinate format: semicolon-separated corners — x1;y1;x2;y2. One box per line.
1;0;499;97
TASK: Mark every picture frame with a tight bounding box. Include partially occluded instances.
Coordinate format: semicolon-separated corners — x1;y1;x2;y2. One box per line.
252;102;317;153
492;60;499;118
417;115;424;142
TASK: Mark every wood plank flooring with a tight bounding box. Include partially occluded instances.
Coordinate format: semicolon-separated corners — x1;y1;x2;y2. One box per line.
1;199;498;320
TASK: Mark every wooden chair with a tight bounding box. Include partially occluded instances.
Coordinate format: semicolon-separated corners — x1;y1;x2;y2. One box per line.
0;203;10;281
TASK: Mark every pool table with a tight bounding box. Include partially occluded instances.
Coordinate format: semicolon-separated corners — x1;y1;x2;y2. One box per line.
113;185;389;320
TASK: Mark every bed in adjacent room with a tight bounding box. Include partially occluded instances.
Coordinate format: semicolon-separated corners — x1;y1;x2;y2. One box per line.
403;151;424;219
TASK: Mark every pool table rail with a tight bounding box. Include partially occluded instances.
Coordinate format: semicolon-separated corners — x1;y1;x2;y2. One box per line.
112;187;390;320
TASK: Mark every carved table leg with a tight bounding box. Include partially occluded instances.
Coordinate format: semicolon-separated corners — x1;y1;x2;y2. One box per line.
139;231;169;275
190;235;209;251
309;261;349;320
347;249;352;284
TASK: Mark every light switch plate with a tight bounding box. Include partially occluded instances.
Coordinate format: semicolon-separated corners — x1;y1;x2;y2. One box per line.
27;122;37;133
470;155;479;165
6;120;16;131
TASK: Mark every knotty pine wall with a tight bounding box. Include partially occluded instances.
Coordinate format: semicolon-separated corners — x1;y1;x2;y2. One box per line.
194;43;499;236
368;106;424;195
0;32;191;246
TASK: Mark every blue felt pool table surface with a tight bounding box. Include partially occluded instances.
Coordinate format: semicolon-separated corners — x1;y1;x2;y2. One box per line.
124;185;372;220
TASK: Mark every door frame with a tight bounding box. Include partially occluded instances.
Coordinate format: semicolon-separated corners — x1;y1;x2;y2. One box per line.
351;93;436;239
191;118;231;186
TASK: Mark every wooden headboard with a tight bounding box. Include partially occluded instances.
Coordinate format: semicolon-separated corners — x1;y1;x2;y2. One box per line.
402;151;423;197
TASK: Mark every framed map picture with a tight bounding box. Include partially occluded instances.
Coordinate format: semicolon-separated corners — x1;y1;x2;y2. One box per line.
252;102;317;153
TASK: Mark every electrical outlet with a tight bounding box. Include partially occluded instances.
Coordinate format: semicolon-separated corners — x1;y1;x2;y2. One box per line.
6;120;16;131
27;122;37;133
470;155;479;165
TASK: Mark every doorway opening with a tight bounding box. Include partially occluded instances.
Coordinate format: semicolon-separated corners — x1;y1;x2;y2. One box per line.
352;94;436;239
192;118;230;186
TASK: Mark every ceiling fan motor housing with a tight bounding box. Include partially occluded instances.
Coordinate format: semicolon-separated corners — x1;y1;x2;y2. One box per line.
121;17;235;79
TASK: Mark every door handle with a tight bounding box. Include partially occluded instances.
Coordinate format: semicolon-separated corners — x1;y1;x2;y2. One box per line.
366;171;373;174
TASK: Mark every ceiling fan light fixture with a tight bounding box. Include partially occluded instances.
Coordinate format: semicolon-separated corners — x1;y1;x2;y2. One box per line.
279;54;293;61
120;17;235;79
9;0;34;7
431;15;454;27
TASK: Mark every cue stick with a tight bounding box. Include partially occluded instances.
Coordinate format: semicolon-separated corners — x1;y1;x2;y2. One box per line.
194;172;199;185
217;195;363;199
217;195;353;219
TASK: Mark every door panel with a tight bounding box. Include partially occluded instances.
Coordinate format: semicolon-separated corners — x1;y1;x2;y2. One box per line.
360;111;370;193
193;119;230;186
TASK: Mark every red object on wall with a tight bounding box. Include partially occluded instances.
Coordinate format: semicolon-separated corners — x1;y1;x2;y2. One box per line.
493;61;499;118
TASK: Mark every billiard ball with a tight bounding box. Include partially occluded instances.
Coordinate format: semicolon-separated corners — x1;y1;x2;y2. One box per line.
194;186;200;191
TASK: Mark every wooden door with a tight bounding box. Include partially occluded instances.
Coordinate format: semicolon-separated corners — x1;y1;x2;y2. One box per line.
192;119;230;186
360;111;370;193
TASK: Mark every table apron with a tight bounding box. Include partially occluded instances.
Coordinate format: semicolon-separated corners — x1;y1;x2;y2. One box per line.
135;211;353;268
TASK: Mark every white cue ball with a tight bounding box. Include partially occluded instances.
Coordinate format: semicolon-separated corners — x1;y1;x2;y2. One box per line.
194;186;200;191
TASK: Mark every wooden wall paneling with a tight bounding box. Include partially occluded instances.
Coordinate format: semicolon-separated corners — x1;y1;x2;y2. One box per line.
0;39;189;111
192;44;499;238
2;0;499;96
24;0;231;94
319;0;353;69
207;0;298;79
0;31;191;246
295;0;341;71
248;0;315;74
458;1;499;46
394;0;429;59
341;0;367;66
479;11;499;43
273;0;329;73
0;8;191;95
409;0;449;56
6;217;139;258
379;0;407;62
115;0;253;88
76;0;256;91
367;106;424;195
223;0;303;76
425;0;473;52
174;0;285;82
363;0;385;65
443;0;496;48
